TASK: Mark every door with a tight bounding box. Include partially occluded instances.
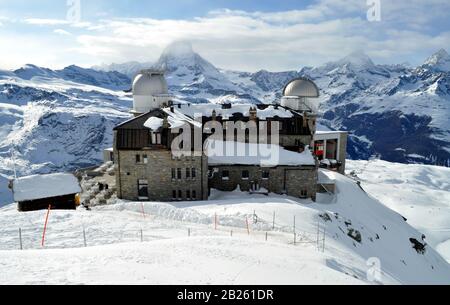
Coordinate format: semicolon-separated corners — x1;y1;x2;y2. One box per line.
138;179;149;200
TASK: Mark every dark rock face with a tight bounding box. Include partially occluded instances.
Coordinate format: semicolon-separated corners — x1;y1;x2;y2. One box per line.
409;238;427;255
341;111;450;164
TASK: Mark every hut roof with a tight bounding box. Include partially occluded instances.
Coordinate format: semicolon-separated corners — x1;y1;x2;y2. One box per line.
12;173;81;202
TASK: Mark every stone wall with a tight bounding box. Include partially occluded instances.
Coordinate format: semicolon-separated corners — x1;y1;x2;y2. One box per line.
279;135;313;147
115;147;208;201
338;133;348;174
209;165;317;201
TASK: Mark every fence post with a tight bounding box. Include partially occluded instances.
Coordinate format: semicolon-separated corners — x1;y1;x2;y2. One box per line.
317;219;320;251
231;230;233;237
83;228;87;247
215;213;218;230
188;228;191;237
322;227;326;253
140;229;144;242
265;232;268;242
272;212;276;230
293;216;297;245
246;217;250;235
19;228;23;250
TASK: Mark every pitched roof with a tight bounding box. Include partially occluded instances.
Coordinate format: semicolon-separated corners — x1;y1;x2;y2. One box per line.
12;173;81;202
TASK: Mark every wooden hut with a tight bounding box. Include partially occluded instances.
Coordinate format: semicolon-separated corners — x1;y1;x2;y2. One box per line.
11;173;81;212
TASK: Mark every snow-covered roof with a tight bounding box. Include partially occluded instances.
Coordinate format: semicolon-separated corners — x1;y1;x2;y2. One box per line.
205;139;316;167
12;173;81;202
318;169;337;184
144;117;164;131
314;130;348;141
165;103;294;120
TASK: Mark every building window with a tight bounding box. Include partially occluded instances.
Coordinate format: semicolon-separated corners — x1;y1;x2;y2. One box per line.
172;169;176;180
172;190;177;200
262;171;270;180
152;132;162;145
186;190;191;201
300;190;308;198
222;170;230;180
136;154;141;164
192;190;197;200
178;190;183;200
186;168;191;179
191;168;197;179
242;170;249;180
138;179;149;200
143;155;148;164
177;168;182;180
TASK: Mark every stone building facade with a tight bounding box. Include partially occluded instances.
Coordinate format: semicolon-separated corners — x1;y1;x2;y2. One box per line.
209;165;318;201
114;145;208;201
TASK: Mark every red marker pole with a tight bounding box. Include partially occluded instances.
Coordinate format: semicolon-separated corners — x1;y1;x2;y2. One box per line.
41;205;51;247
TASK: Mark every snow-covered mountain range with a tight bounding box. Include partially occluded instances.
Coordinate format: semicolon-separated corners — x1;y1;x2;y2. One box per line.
97;42;450;166
1;42;450;206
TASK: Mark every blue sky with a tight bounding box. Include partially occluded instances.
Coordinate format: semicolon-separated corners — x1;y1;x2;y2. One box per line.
0;0;449;71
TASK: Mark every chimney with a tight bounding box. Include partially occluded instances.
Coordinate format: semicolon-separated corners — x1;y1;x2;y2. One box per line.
163;116;169;128
249;107;257;121
212;110;217;121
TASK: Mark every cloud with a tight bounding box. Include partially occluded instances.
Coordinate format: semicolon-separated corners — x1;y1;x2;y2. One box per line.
25;18;70;26
54;29;72;36
68;6;450;71
2;0;450;71
24;18;91;28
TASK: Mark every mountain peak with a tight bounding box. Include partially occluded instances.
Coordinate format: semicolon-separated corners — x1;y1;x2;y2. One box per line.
162;41;195;58
422;48;450;72
338;51;375;68
13;64;58;80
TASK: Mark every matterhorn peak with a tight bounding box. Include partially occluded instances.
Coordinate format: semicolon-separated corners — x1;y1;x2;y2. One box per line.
162;41;195;58
422;48;450;72
337;50;375;69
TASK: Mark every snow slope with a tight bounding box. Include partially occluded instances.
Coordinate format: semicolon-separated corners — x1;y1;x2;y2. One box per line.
346;159;450;262
0;171;448;285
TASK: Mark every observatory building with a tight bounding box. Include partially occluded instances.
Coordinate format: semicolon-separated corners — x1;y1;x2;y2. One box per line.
112;72;348;202
131;70;172;116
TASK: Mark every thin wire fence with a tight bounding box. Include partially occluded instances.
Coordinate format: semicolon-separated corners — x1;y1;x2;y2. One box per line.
1;208;327;252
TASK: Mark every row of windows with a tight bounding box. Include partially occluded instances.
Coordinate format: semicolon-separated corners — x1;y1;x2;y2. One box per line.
172;190;197;201
136;154;148;164
221;170;270;180
172;168;197;180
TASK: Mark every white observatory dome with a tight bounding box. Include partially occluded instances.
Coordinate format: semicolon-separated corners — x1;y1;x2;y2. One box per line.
132;70;171;115
283;78;319;98
281;78;320;113
133;70;168;96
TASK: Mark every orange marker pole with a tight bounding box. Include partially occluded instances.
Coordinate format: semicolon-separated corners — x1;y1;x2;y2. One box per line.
141;203;146;220
41;205;51;247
